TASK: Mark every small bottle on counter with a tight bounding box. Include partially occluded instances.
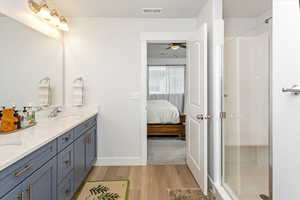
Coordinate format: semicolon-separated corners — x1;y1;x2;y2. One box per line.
0;106;4;128
26;106;36;125
21;107;28;128
14;110;21;129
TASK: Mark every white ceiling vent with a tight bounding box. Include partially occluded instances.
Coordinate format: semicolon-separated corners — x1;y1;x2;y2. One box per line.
142;8;163;14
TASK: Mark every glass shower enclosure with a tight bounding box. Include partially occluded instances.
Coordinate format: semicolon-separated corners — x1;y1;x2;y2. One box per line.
222;22;271;200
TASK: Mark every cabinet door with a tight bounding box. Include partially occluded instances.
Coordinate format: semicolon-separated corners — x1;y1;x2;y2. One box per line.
85;127;97;171
74;134;86;190
22;157;57;200
1;185;22;200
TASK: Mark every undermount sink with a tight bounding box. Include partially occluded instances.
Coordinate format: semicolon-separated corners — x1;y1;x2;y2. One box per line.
52;114;81;120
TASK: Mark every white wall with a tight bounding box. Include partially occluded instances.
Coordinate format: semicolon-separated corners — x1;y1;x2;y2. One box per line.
64;18;196;165
0;17;63;108
0;0;61;39
224;10;272;37
272;0;300;199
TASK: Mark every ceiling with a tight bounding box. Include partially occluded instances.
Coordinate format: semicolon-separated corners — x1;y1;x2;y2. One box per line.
148;43;186;59
52;0;206;18
223;0;272;17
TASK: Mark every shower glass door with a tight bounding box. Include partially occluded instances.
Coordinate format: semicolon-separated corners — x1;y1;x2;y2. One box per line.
222;25;270;200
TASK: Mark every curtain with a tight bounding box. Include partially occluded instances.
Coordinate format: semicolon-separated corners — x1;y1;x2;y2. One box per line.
148;66;185;113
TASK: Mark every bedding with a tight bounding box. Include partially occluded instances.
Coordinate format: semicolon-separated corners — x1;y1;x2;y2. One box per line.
147;100;180;124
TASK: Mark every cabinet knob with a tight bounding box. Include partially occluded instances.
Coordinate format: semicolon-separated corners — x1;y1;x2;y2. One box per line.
64;160;71;165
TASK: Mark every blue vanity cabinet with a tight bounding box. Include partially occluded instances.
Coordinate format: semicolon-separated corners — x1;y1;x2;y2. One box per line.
1;186;22;200
0;115;98;200
74;133;86;190
74;124;97;190
85;126;97;171
1;157;57;200
21;157;57;200
57;144;74;183
0;141;57;198
57;170;74;200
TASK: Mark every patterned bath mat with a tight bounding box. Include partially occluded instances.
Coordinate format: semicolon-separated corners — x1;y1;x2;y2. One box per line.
74;180;129;200
168;189;216;200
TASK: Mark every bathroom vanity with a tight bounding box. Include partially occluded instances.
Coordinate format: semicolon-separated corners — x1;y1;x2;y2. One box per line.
0;108;98;200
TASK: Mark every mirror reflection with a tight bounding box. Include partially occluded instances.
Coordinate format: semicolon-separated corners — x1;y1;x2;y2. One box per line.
0;13;63;109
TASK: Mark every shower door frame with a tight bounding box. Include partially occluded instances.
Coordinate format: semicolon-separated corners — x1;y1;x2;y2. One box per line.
219;31;273;200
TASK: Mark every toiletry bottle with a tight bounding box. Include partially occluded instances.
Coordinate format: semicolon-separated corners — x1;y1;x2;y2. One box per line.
27;106;32;125
21;107;28;128
31;109;36;123
0;107;3;128
14;110;21;129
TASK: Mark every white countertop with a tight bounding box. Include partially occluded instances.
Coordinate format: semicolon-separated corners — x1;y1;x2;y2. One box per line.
0;106;98;171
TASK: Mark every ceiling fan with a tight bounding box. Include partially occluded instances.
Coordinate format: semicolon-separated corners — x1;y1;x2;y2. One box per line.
166;43;186;50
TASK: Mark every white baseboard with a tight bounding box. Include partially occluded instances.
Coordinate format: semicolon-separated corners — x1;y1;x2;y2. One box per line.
95;156;145;166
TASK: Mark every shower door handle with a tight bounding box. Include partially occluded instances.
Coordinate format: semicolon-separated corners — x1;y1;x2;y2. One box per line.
282;85;300;95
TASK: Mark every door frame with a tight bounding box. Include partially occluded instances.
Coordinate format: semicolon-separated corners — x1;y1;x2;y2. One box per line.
140;32;193;165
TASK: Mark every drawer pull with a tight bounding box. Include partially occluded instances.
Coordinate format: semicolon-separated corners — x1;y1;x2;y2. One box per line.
26;184;32;200
17;192;24;200
14;164;33;177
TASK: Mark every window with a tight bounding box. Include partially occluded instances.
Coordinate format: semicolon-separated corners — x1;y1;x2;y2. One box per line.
148;66;185;95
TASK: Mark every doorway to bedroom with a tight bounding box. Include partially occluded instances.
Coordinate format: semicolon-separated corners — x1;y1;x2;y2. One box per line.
146;42;187;165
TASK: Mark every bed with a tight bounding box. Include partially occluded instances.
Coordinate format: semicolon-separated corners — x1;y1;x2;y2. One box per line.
147;100;186;136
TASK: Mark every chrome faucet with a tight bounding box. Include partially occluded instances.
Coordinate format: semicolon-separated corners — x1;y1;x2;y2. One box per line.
48;106;62;118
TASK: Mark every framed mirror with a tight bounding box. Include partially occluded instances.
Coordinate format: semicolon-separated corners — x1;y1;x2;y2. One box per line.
0;13;63;109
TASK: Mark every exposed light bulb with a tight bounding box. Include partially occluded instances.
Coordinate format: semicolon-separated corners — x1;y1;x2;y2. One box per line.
38;4;51;20
50;10;60;26
28;0;41;13
59;17;69;31
171;45;180;50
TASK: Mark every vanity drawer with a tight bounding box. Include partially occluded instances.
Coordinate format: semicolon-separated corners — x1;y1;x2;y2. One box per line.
57;144;74;183
0;140;57;198
58;130;74;152
74;116;97;139
57;170;74;200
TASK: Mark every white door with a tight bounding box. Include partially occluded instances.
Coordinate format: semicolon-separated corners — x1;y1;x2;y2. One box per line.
186;23;208;195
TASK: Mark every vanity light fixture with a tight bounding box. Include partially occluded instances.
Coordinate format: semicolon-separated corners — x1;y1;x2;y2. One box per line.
28;0;69;32
38;4;52;20
50;10;60;26
59;17;69;31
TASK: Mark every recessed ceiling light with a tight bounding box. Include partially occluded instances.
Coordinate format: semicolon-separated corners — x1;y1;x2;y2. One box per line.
142;8;163;14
